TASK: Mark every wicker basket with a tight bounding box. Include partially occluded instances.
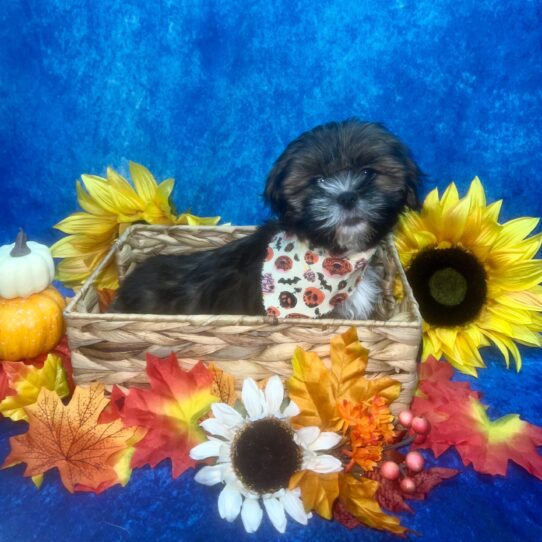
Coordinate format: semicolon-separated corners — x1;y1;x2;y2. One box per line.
65;225;422;414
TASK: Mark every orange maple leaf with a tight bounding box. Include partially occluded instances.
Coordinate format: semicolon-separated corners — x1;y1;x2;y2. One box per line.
2;384;145;493
208;363;237;406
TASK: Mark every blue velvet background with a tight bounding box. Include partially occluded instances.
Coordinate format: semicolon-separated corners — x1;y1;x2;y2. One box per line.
1;1;542;541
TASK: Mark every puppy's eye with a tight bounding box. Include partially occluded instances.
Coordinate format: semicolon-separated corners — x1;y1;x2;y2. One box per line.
362;168;376;179
315;176;326;184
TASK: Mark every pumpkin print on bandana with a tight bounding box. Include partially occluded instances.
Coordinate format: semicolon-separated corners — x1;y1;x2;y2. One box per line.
261;232;376;318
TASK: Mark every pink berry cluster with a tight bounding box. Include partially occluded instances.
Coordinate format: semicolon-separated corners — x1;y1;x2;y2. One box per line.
379;410;431;493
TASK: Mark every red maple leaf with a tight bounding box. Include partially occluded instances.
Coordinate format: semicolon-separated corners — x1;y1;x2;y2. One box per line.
99;385;127;423
0;364;14;402
412;357;542;479
106;353;217;478
333;500;363;529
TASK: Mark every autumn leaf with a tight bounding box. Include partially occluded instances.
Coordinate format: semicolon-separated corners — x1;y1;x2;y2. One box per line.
366;465;458;513
0;353;70;421
2;384;146;493
462;401;542;477
0;364;13;402
99;384;127;423
337;473;407;535
51;336;75;392
333;500;363;529
208;363;237;406
332;328;400;406
288;348;337;429
412;357;542;478
116;353;218;478
75;446;138;494
97;288;117;313
414;353;480;404
0;336;74;393
287;327;401;432
289;470;340;520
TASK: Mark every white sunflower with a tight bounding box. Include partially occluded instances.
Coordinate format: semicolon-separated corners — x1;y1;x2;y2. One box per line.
190;376;343;534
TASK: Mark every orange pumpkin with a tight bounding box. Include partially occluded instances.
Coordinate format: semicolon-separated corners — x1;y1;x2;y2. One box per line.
0;286;66;360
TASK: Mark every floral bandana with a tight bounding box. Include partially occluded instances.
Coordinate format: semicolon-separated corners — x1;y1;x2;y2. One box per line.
261;232;376;318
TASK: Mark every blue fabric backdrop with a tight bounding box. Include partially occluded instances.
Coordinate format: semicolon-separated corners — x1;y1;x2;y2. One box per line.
1;1;541;541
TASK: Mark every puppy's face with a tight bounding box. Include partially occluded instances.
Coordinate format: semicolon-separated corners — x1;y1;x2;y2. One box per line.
264;120;421;252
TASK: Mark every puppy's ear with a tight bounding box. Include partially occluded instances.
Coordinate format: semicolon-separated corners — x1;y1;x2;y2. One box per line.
264;159;289;215
404;156;423;210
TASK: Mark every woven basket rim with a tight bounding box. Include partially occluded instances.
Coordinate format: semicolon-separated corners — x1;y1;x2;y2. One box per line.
64;224;422;327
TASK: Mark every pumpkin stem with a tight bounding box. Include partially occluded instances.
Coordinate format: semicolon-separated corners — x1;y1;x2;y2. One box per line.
10;228;31;257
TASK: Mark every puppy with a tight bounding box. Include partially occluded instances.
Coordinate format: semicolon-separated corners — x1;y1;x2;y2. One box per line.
111;119;420;318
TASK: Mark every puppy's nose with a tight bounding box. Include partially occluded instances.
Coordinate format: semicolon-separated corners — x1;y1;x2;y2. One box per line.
337;191;358;209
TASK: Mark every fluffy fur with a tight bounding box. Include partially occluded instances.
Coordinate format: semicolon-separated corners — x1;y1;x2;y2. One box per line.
111;119;421;317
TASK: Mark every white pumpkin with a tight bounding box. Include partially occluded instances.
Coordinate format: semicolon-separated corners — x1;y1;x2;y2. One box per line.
0;229;55;299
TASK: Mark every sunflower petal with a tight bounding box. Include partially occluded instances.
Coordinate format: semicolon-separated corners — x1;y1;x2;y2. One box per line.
509;326;542;347
80;174;124;214
178;213;222;226
440;182;459;212
106;167;145;214
129;162;158;202
467;177;486;207
54;212;118;236
497;288;542;311
422;187;440;215
76;180;111;216
492;261;542;291
494;217;540;247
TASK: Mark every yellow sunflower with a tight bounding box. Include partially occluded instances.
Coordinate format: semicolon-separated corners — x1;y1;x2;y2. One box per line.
395;177;542;376
51;162;220;289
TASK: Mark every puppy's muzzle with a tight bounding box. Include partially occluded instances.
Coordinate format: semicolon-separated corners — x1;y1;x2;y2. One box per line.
337;191;358;210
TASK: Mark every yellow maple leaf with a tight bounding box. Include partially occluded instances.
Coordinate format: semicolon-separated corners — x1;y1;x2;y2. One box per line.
2;384;146;493
289;470;339;520
288;348;337;429
339;473;407;535
331;328;400;406
0;354;70;422
287;327;401;432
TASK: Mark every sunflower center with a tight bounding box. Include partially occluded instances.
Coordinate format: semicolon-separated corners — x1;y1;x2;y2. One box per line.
231;417;302;494
406;247;487;326
428;267;468;306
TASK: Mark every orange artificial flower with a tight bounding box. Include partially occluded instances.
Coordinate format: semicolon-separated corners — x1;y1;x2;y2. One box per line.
338;396;396;472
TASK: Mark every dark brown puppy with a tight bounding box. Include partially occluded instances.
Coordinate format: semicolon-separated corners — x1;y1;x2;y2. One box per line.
111;119;421;316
